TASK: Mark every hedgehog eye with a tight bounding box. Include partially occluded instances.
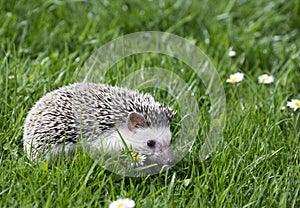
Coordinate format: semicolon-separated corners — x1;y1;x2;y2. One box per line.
147;140;156;148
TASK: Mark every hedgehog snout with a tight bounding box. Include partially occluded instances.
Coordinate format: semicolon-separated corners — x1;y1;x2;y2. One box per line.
164;147;175;165
150;146;175;166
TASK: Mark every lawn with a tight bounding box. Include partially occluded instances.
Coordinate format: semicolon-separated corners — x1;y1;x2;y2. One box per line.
0;0;299;207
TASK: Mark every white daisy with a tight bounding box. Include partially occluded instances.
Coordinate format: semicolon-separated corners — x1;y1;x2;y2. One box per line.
258;74;274;84
226;72;244;84
109;198;135;208
287;99;300;111
228;50;237;57
131;152;146;166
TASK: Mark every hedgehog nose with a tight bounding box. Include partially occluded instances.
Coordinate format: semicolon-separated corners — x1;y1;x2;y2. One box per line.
165;152;175;165
166;157;175;165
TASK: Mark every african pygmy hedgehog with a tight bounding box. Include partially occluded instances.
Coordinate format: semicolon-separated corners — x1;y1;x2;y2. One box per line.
23;83;176;165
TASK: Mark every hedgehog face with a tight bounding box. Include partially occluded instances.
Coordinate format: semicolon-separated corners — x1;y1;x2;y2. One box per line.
132;127;175;166
117;112;175;166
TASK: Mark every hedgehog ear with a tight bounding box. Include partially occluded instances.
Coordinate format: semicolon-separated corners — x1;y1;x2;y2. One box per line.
127;112;147;132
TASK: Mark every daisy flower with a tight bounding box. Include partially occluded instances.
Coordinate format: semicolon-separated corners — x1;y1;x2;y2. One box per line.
228;50;237;57
226;72;244;84
258;74;274;84
287;99;300;111
131;152;146;166
109;198;135;208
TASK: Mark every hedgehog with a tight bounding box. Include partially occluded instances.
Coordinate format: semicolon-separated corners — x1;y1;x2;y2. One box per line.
23;83;176;166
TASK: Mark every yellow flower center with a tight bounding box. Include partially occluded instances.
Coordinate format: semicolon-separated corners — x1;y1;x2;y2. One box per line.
117;203;124;208
262;77;268;82
295;101;300;107
231;77;237;83
131;153;140;160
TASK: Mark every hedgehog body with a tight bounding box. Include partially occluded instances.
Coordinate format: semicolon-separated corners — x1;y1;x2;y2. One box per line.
23;83;175;165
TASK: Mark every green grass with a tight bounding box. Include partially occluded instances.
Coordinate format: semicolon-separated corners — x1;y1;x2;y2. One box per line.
1;0;300;207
